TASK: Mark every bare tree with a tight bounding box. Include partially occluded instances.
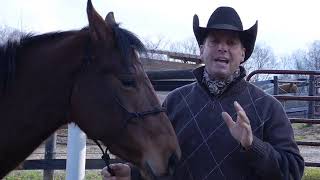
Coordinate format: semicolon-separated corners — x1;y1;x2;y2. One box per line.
141;35;171;61
277;55;297;80
168;37;199;55
306;40;320;70
0;26;23;44
291;41;320;71
244;42;277;81
141;36;200;63
142;35;170;51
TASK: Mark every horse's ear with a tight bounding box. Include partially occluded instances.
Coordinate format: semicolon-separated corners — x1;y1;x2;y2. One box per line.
86;0;112;42
105;12;117;26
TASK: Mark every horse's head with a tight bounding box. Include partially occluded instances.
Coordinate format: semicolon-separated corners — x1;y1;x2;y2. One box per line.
70;1;181;179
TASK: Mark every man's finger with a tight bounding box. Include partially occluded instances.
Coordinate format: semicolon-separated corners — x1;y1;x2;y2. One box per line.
237;111;250;124
234;101;245;112
110;163;129;172
234;101;250;124
101;166;111;177
239;121;251;132
222;112;235;129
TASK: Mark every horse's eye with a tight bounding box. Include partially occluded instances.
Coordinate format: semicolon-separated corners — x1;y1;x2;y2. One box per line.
120;79;136;88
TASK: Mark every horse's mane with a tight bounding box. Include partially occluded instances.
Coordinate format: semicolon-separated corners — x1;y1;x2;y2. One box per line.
0;37;20;95
0;24;145;95
111;23;146;62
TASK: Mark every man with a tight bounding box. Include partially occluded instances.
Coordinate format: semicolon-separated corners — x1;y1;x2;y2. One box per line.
102;6;304;180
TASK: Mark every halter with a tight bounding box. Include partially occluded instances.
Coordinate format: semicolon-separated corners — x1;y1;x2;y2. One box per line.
81;36;166;176
115;96;166;123
92;94;166;175
93;96;166;176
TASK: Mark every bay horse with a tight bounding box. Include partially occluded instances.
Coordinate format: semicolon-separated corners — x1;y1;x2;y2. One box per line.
0;0;181;179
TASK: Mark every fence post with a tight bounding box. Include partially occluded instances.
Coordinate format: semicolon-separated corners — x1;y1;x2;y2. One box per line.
273;76;279;95
66;123;87;180
308;75;315;120
44;133;56;180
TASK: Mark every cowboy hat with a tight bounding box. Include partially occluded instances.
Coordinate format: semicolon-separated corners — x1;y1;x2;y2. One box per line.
193;6;258;61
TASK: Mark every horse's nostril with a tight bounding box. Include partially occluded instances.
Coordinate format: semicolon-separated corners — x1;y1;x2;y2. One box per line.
168;153;179;175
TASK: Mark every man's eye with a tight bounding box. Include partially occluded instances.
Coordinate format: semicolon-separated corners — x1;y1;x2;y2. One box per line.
208;40;218;46
227;40;236;45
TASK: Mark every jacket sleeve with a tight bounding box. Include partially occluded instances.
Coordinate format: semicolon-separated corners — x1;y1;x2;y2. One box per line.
243;98;305;180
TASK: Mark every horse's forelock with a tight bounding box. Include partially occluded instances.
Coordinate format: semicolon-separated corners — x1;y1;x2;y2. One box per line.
112;25;145;66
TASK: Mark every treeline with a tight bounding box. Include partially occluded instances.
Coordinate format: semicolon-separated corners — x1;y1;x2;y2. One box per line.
1;26;319;81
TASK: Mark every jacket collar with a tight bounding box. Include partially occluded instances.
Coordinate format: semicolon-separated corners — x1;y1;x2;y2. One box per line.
192;66;248;98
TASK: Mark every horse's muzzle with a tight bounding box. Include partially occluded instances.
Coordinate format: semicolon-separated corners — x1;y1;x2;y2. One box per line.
168;153;179;176
145;152;180;180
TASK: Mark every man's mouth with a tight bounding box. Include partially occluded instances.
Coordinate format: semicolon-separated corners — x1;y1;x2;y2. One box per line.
214;58;229;64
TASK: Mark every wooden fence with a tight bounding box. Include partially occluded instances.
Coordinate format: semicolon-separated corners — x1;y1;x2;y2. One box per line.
19;69;320;175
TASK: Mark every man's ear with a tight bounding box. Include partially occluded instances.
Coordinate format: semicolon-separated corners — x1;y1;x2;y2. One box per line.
199;45;206;63
241;48;246;62
200;45;205;56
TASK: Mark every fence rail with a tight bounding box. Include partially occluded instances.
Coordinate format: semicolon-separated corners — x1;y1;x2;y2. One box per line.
20;69;320;172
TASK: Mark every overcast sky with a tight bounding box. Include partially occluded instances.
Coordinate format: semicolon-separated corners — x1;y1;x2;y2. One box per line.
1;0;320;56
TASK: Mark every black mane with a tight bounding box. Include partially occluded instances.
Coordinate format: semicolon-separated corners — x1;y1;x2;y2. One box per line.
0;31;77;95
0;25;145;95
112;23;146;63
0;40;17;95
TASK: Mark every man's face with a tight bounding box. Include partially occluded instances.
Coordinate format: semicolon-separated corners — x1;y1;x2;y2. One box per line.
200;30;245;80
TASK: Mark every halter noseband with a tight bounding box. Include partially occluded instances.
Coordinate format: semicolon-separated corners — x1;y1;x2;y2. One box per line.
115;95;166;122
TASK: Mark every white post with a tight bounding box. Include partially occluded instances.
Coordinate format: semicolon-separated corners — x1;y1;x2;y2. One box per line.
66;123;87;180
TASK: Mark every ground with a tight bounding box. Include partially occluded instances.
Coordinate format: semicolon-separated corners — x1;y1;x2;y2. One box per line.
293;124;320;163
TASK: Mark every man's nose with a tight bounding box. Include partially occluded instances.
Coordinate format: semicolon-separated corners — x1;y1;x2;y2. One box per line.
217;42;228;52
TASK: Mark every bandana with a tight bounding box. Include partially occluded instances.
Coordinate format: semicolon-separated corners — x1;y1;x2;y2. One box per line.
202;67;244;96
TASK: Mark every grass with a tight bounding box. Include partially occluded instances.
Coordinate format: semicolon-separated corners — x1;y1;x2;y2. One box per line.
4;170;101;180
303;168;320;180
4;168;320;180
295;135;307;141
292;123;311;129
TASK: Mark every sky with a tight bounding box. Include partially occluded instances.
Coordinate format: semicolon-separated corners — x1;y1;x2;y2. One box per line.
1;0;320;56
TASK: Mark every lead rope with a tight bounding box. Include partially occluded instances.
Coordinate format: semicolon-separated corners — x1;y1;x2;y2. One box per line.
93;139;115;176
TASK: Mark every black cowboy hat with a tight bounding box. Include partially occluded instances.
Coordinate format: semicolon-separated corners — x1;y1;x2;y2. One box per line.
193;6;258;61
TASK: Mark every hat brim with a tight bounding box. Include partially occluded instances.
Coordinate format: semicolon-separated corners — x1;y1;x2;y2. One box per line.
193;14;258;62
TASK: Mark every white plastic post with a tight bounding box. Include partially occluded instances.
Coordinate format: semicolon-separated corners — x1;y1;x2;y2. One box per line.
66;123;87;180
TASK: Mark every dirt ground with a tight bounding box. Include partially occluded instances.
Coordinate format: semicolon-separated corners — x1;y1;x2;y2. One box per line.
293;124;320;163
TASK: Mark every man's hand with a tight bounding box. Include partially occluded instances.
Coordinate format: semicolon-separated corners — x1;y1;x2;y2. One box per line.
101;163;131;180
222;101;253;149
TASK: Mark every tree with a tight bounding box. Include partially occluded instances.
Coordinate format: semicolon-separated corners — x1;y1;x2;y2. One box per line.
305;40;320;70
291;40;320;71
142;36;200;63
168;37;199;55
244;42;277;81
0;26;23;44
141;35;170;61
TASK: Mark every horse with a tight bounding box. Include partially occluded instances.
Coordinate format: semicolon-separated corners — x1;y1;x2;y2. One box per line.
264;83;298;94
0;0;181;179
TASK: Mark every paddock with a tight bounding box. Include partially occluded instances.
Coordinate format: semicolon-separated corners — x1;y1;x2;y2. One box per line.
9;53;320;179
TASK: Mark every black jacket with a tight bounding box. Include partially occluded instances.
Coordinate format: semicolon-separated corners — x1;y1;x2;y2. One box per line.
162;66;304;180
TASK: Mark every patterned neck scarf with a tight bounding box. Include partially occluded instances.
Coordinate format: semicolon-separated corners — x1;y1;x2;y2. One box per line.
202;67;244;96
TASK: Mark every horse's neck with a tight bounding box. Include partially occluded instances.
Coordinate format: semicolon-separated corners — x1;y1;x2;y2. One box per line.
0;31;88;177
